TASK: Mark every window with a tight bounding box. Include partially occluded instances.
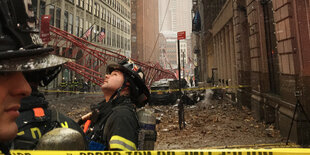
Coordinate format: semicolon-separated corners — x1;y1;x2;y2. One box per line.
77;0;84;8
120;20;123;31
116;17;119;28
118;18;120;29
68;13;73;34
97;4;100;16
94;3;97;16
117;2;119;11
107;30;111;46
79;18;84;37
64;11;68;31
89;0;93;13
56;8;61;28
127;23;129;34
121;4;124;14
100;5;103;19
89;22;92;41
101;27;105;44
127;39;130;50
107;11;111;23
49;5;55;26
109;12;112;24
85;0;89;11
75;16;80;36
103;8;106;20
39;0;46;18
81;0;84;8
112;14;115;26
121;36;124;49
124;23;126;33
95;25;99;42
124;37;127;50
117;34;120;48
112;32;116;47
85;20;89;37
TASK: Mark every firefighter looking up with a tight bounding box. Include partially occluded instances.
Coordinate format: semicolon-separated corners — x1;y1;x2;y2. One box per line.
0;0;70;154
11;65;87;150
82;59;150;150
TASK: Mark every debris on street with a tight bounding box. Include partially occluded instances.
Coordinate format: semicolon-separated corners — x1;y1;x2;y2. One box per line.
47;92;287;150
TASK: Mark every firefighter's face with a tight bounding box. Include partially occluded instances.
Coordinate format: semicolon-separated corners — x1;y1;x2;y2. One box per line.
0;72;31;142
101;70;125;93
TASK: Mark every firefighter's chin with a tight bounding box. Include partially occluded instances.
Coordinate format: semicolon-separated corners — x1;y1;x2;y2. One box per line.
0;122;18;142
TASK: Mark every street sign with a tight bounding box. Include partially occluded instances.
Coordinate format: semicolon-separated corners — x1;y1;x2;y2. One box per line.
177;31;186;40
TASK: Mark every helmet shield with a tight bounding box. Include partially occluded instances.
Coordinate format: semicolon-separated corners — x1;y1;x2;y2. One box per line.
0;0;70;71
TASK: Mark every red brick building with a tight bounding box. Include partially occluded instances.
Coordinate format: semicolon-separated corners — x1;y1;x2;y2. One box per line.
193;0;310;145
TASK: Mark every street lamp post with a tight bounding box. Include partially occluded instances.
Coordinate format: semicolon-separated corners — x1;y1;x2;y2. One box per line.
177;31;186;130
183;49;185;82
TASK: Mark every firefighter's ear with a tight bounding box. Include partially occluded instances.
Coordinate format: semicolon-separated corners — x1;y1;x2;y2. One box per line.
126;82;130;86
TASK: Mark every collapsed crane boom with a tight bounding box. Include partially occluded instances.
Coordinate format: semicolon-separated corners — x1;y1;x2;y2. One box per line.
49;26;176;87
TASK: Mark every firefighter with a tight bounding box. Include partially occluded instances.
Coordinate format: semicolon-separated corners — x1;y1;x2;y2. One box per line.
73;77;78;91
82;59;150;150
12;65;87;150
59;78;68;90
0;0;70;154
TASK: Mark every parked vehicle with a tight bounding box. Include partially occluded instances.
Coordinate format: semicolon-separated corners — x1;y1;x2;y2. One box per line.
149;79;177;105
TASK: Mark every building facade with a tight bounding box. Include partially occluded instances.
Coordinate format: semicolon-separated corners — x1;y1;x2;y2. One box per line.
193;0;310;145
131;0;159;63
35;0;131;55
33;0;131;88
159;0;192;38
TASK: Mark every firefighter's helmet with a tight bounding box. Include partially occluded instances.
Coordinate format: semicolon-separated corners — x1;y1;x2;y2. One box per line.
36;128;86;150
0;0;70;72
106;59;150;107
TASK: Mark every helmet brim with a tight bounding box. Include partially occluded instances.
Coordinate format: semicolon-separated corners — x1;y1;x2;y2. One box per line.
0;46;54;60
0;53;73;72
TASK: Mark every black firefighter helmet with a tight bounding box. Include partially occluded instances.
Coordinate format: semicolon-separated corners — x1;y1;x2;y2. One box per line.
0;0;70;72
106;59;150;107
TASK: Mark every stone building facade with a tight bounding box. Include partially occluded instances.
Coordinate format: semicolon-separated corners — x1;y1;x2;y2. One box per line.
193;0;310;145
33;0;131;88
35;0;131;55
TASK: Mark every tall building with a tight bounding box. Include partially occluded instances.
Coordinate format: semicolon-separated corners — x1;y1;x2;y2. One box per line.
131;0;159;63
162;32;177;69
159;0;192;38
158;0;193;79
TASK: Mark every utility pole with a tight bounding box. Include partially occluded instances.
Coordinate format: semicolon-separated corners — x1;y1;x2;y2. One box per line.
177;31;186;130
183;49;185;81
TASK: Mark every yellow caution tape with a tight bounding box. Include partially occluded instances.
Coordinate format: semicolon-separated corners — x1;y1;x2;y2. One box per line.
36;85;250;94
6;149;310;155
150;85;250;93
203;143;299;149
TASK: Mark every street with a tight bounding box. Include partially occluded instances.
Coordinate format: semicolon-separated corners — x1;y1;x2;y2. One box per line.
46;91;290;150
